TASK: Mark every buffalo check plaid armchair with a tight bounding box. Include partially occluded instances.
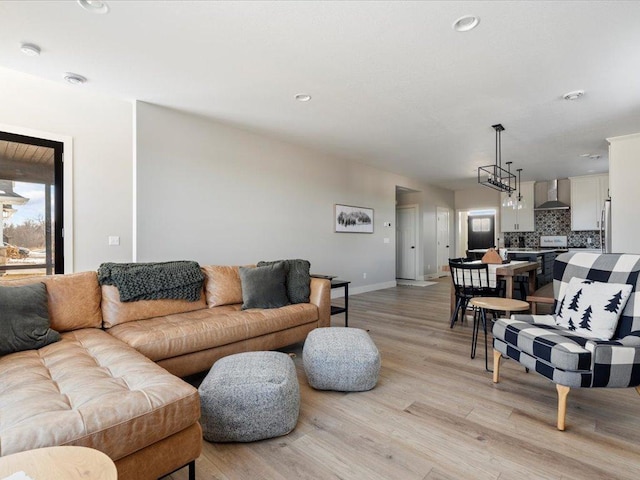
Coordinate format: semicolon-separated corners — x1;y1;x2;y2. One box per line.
492;252;640;430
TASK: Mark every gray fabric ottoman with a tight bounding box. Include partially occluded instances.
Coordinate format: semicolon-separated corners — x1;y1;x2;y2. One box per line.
303;327;380;391
198;351;300;442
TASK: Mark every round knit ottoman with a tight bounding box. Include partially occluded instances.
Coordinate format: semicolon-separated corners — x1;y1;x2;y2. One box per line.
198;351;300;442
303;327;380;391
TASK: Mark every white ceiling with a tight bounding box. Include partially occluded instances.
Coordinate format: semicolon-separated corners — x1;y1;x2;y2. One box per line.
1;1;639;190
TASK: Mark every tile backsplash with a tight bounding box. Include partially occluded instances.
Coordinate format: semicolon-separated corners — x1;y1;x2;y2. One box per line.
503;209;601;249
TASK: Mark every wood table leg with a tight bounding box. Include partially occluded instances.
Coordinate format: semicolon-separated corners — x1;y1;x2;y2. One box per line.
556;384;570;431
493;349;501;383
528;271;536;300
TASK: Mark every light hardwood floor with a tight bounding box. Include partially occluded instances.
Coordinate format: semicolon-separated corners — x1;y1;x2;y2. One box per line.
169;278;640;480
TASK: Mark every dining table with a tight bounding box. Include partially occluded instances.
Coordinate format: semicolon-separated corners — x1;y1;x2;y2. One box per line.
449;260;539;316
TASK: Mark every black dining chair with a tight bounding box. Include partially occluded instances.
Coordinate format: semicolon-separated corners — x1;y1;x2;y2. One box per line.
448;258;500;329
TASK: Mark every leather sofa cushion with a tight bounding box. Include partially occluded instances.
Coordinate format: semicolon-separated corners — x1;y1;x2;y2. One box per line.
107;303;318;361
101;285;207;328
0;272;102;332
202;265;250;307
0;329;199;459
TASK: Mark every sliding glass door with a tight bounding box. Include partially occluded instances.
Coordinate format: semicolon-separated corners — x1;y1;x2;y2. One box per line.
0;131;64;277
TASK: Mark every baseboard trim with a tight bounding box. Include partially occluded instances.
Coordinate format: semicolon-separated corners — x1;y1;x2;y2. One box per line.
330;281;397;298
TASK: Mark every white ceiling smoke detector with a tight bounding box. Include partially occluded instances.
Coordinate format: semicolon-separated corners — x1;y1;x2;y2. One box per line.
63;72;87;85
77;0;110;14
563;90;585;101
452;15;480;32
295;94;312;102
20;43;41;57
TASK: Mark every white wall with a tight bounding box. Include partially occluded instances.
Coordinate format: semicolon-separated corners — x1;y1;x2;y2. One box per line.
136;102;446;291
454;185;500;211
608;132;640;254
0;66;454;284
0;67;134;271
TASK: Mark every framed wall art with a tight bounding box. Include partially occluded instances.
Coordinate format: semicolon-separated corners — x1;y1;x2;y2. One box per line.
335;204;374;233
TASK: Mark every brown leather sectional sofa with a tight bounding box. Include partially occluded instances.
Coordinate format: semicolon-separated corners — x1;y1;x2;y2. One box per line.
0;266;331;480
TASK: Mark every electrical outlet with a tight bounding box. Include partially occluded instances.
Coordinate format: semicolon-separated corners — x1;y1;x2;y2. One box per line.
587;237;593;244
108;236;120;246
363;273;367;279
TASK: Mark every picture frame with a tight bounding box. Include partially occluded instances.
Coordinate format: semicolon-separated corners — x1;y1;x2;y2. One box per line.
335;204;374;233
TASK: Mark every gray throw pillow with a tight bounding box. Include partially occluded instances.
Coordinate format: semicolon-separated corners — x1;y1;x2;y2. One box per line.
257;259;311;304
239;262;290;310
0;283;61;356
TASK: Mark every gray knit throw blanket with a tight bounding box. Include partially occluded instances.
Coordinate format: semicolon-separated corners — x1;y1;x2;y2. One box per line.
97;261;204;302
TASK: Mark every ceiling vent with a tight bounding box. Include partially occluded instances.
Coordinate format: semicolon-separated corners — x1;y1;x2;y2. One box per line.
534;179;570;210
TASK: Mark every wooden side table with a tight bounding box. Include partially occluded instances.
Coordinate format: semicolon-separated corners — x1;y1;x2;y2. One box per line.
0;446;117;480
470;297;530;371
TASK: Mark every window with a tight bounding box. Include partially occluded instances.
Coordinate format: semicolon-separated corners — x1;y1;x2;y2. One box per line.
471;218;490;232
0;131;64;277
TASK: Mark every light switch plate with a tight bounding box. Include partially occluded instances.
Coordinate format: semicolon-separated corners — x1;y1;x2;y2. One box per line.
108;236;120;246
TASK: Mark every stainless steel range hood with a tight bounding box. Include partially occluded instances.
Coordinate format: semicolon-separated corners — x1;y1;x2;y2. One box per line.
534;179;570;210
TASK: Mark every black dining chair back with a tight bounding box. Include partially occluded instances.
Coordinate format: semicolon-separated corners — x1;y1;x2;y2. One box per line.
448;259;499;328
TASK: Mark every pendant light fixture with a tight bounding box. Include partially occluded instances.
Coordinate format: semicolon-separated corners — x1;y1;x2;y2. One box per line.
478;124;517;193
516;168;526;210
501;162;516;208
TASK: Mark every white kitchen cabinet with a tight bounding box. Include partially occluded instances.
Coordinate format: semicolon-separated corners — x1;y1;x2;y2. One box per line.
500;181;534;232
569;174;609;231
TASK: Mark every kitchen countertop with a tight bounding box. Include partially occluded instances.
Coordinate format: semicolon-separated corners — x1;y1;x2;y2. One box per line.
467;248;566;255
469;247;604;255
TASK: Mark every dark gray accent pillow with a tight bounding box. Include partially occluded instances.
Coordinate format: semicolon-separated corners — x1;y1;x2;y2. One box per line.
0;283;61;356
257;259;311;304
239;262;290;310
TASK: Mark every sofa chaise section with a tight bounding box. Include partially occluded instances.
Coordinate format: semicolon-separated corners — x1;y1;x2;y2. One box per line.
0;272;202;480
0;329;201;456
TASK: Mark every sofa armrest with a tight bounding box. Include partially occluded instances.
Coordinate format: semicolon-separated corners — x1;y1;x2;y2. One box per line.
309;278;331;328
585;338;640;387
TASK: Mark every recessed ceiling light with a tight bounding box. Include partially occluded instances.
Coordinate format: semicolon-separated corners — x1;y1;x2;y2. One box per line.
63;72;87;85
77;0;110;14
579;153;591;157
20;43;41;57
452;15;480;32
563;90;584;101
295;94;312;102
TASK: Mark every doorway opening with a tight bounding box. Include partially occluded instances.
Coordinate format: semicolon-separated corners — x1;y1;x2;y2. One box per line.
436;206;451;277
464;209;497;256
396;204;418;280
0;131;64;278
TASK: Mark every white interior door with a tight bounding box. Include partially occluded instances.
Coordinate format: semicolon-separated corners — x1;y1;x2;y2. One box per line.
396;206;417;280
436;207;451;276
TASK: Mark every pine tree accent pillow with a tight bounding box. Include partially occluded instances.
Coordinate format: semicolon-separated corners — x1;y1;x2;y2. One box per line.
555;277;633;340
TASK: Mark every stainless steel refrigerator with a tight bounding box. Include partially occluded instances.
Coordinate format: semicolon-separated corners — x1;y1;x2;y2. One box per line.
601;197;612;253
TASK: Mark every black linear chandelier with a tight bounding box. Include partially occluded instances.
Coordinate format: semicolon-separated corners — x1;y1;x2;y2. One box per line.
477;124;517;194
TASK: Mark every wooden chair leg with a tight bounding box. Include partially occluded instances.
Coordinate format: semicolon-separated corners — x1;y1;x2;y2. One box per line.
492;349;501;383
556;384;570;431
636;386;640;397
